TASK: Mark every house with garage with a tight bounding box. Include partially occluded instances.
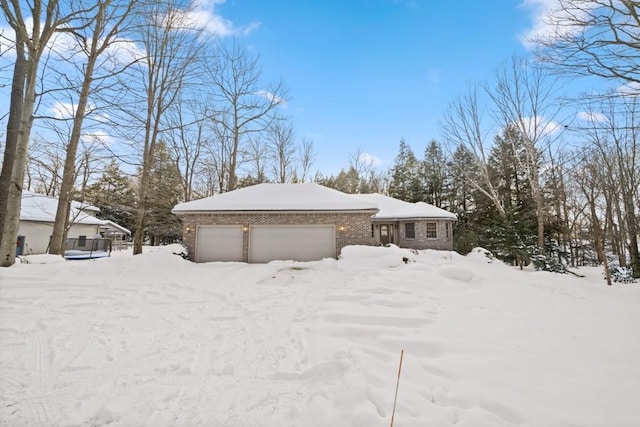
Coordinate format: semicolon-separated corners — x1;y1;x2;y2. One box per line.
172;183;379;263
18;192;131;255
173;183;457;263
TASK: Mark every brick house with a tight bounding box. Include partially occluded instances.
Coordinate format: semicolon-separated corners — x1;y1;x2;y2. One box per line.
354;193;456;251
172;183;456;263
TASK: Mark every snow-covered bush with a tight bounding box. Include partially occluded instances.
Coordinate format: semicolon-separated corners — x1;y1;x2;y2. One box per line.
607;254;637;283
172;243;189;259
530;239;569;274
610;266;636;284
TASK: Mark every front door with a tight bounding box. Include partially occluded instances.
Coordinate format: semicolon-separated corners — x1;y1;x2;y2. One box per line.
380;224;392;245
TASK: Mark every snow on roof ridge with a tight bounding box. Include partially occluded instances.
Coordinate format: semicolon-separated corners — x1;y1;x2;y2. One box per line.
20;191;102;224
173;182;379;212
352;193;457;220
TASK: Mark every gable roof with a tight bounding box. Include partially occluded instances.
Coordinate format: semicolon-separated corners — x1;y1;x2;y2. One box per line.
20;192;103;225
99;220;131;236
352;193;457;220
172;183;379;213
20;192;131;235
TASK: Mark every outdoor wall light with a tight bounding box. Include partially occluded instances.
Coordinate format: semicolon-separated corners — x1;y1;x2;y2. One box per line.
243;226;249;232
185;226;192;233
338;225;346;232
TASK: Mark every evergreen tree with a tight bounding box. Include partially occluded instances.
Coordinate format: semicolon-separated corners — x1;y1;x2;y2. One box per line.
448;145;479;254
85;160;137;235
421;139;448;207
144;142;183;245
448;145;476;214
481;127;538;266
331;167;361;194
388;139;422;202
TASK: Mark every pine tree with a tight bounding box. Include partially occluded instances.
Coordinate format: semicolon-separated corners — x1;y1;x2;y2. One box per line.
85;160;137;235
448;145;479;254
483;127;538;266
421;140;448;207
143;142;183;246
448;145;476;214
388;139;422;202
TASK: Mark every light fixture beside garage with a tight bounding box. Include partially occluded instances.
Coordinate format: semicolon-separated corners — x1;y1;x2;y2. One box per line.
185;226;192;233
243;226;249;232
338;225;346;232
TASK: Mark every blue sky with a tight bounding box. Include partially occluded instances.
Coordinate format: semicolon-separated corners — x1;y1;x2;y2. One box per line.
212;0;540;175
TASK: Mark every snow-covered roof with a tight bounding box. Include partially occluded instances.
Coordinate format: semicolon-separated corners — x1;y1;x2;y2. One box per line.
172;183;379;213
20;192;103;226
353;193;457;220
99;220;131;236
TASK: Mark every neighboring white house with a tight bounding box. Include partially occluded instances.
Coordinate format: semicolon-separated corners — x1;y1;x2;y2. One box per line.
18;192;131;255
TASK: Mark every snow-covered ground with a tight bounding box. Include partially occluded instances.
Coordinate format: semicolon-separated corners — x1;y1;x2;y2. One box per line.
1;245;638;426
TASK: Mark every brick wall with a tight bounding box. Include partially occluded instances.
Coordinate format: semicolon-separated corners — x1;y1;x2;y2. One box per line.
395;220;454;251
180;211;376;262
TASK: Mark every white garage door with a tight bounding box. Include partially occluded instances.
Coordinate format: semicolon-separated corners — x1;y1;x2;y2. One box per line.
196;225;243;262
249;225;335;263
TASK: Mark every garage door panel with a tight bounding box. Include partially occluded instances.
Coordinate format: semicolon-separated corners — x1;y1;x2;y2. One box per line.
196;225;243;262
249;225;335;263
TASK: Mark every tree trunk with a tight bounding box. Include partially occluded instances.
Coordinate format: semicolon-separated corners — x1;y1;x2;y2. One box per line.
0;58;38;267
0;42;26;237
589;200;609;285
49;59;97;254
623;194;640;278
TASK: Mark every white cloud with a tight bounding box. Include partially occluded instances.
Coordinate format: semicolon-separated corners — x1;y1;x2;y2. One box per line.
518;0;591;48
256;90;286;107
179;0;260;37
50;101;109;124
577;111;607;123
104;37;147;66
358;152;384;167
50;101;76;120
81;130;114;146
616;81;640;98
0;17;79;60
517;116;562;139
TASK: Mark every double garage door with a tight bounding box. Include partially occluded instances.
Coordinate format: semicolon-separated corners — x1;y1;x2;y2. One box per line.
196;225;336;263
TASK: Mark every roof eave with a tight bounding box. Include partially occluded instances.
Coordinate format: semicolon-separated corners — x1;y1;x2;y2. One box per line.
372;216;457;221
173;208;380;215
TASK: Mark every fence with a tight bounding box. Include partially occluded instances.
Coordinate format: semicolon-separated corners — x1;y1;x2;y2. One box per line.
64;238;112;259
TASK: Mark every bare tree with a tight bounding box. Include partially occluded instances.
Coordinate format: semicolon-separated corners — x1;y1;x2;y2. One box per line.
205;41;288;191
49;0;137;255
533;0;640;90
582;96;640;277
298;137;316;183
26;136;64;196
267;120;296;183
574;148;612;284
0;0;91;266
204;117;234;193
441;85;506;217
165;96;211;202
123;0;204;255
244;134;268;183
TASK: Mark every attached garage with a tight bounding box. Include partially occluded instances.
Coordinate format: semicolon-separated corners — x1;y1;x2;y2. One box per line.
249;225;335;263
196;225;243;262
173;183;379;263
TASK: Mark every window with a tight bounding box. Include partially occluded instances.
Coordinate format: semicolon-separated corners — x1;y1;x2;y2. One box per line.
78;235;87;247
426;222;437;239
371;224;374;238
404;223;415;239
445;222;450;240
